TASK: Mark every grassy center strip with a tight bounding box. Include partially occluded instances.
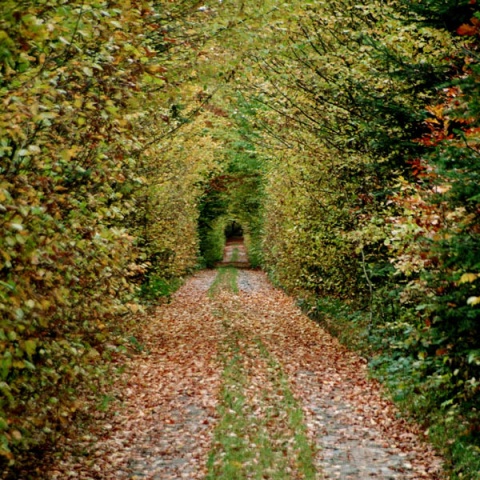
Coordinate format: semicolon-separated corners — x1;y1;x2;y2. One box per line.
208;265;239;297
206;266;317;479
230;247;240;263
206;324;257;479
254;338;317;479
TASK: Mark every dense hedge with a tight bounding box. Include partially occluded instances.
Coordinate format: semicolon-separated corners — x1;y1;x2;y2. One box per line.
238;0;480;475
0;0;207;464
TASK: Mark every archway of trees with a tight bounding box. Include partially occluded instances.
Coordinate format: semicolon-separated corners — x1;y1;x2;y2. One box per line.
1;0;480;474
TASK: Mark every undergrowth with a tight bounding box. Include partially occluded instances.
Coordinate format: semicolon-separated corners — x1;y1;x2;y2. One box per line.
138;275;183;303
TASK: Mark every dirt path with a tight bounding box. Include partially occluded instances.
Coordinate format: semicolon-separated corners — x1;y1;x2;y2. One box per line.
46;244;444;479
217;238;250;267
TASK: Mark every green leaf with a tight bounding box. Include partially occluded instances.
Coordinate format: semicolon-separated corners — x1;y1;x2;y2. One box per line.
23;339;37;360
467;350;480;365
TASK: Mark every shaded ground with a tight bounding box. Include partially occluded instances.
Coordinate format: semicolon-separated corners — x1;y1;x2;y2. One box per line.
217;238;250;267
45;243;444;479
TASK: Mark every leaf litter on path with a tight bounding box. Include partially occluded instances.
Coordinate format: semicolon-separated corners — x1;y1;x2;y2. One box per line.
236;269;444;479
46;259;444;479
47;270;221;480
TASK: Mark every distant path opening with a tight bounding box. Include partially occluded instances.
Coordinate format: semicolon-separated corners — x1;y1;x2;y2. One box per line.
217;238;250;268
224;220;243;240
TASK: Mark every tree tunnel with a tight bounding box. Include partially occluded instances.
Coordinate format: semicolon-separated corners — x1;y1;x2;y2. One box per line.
197;183;264;268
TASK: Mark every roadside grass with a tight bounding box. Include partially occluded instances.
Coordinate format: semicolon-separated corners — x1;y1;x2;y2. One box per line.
138;275;183;303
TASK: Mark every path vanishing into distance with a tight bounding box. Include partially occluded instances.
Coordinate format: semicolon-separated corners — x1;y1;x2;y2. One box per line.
46;242;444;479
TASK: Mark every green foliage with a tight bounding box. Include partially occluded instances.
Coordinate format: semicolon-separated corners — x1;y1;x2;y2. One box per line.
225;99;266;267
139;275;183;303
299;296;371;354
3;0;480;475
199;220;227;268
252;0;454;298
231;0;480;475
196;94;267;268
398;0;476;30
0;0;213;466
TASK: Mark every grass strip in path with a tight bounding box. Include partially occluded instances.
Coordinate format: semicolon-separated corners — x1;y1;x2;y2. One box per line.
206;265;317;479
254;338;317;479
208;265;239;297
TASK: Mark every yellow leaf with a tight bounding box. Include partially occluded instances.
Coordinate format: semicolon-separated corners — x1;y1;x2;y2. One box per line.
0;448;13;460
145;64;167;74
126;302;139;313
86;348;100;359
467;296;480;306
74;96;83;108
459;273;478;284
